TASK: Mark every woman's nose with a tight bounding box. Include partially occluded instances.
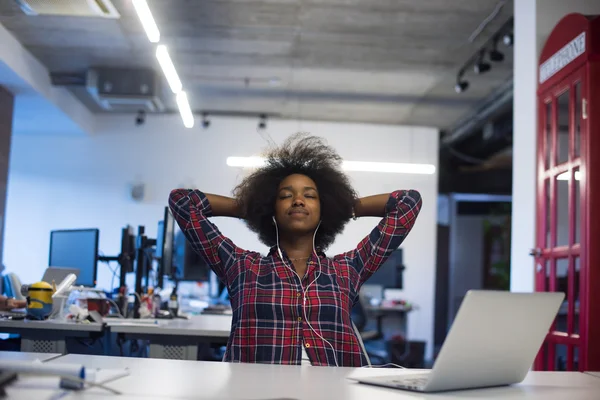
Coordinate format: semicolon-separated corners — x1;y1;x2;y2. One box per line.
292;197;305;206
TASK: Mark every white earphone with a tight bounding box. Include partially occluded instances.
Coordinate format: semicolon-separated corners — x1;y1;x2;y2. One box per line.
272;215;338;366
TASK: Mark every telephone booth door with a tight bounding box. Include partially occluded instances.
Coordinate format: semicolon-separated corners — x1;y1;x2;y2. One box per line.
535;13;600;372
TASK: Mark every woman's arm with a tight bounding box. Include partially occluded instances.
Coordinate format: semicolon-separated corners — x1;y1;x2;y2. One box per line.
353;194;390;218
336;190;422;294
169;189;247;286
203;193;242;218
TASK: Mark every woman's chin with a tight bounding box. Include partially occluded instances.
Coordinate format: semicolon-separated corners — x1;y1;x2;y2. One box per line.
282;221;318;234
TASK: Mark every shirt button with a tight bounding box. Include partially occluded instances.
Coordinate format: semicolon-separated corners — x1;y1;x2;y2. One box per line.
296;293;301;297
297;317;302;322
305;343;311;348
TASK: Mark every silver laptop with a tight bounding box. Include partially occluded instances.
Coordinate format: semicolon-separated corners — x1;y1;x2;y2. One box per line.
42;267;80;285
352;290;564;393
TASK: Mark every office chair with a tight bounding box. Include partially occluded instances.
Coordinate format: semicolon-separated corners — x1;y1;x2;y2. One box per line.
352;320;372;366
352;295;380;340
2;273;25;301
351;295;388;364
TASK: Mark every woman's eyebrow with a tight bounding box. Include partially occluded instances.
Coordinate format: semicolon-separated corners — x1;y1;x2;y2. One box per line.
278;186;318;192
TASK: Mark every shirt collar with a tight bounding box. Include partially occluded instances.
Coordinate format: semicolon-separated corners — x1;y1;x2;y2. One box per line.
268;246;327;259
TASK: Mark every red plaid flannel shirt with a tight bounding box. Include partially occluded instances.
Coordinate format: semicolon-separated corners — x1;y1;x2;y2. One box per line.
169;189;422;366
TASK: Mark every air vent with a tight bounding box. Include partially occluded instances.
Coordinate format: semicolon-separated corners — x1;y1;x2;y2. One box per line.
86;68;165;113
15;0;120;18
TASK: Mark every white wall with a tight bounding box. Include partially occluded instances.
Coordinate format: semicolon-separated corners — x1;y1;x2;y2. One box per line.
4;114;439;359
511;0;600;292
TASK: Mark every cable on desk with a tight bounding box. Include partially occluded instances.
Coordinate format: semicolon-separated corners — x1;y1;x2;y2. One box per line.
130;292;142;304
362;363;406;369
99;250;120;293
106;298;125;318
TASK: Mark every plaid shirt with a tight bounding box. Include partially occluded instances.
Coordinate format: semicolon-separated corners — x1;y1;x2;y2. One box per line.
169;189;422;367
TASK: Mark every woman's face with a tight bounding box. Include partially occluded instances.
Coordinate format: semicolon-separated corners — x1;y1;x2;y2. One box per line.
274;173;321;234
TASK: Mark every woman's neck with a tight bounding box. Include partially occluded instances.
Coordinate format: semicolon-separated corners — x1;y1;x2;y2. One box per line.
279;234;314;260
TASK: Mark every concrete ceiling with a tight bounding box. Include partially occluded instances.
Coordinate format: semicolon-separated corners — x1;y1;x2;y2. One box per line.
0;0;514;129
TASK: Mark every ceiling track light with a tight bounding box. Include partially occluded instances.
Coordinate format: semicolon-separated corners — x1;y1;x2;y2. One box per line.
473;50;491;74
453;17;512;94
489;36;505;62
258;114;267;130
455;69;469;93
202;113;210;129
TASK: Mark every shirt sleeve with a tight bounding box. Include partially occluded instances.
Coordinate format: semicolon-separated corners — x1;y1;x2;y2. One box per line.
168;189;246;285
337;190;422;295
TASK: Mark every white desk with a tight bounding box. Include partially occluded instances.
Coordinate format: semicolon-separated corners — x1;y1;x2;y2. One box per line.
0;351;61;362
585;371;600;378
0;319;104;354
106;314;231;360
0;352;65;399
46;354;600;400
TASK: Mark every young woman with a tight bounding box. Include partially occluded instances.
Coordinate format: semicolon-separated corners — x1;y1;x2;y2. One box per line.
169;134;422;366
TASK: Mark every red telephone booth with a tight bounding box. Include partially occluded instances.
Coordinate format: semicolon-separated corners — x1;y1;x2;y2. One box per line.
535;13;600;371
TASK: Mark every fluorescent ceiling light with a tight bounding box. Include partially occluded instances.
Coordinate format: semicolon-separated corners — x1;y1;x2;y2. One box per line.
176;91;194;128
342;160;435;175
226;157;268;168
156;45;182;93
226;157;436;174
557;170;581;181
132;0;160;43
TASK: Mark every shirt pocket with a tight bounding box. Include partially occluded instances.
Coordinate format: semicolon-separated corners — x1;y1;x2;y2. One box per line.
305;272;352;325
243;268;300;323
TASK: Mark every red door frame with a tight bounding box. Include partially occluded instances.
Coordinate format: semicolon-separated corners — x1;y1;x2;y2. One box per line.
535;68;585;371
536;13;600;371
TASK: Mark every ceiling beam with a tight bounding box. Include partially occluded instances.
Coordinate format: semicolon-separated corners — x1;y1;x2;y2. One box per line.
0;22;94;135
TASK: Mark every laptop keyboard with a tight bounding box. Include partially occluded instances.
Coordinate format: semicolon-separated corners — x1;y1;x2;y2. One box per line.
0;311;26;319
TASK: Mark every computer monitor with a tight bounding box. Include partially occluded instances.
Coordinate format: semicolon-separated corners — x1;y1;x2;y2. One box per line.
120;225;135;273
367;248;404;289
156;207;175;278
49;229;99;287
172;227;210;282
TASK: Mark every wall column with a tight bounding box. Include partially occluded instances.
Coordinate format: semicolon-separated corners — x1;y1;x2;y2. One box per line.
511;0;600;292
0;86;13;265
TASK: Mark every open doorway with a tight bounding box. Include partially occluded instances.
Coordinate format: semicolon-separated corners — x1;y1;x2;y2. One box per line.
435;194;512;357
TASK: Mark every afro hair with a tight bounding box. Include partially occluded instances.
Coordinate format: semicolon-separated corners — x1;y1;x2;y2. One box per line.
233;133;357;250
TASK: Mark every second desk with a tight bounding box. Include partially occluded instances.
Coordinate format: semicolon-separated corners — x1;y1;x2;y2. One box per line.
106;314;231;360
